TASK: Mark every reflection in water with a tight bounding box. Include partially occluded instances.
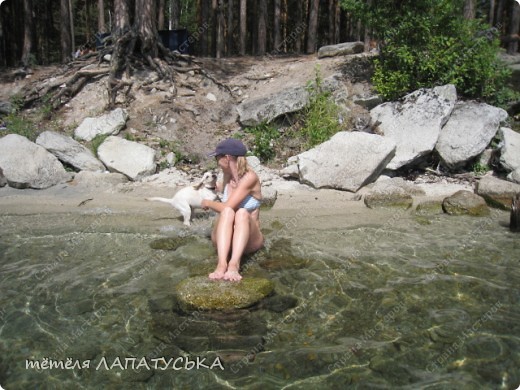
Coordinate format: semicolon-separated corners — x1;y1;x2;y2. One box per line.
0;209;519;388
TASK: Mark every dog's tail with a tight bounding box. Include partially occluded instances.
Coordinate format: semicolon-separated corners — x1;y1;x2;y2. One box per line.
145;197;172;205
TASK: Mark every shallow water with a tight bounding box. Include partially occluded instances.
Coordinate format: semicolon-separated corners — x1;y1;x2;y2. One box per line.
0;206;519;389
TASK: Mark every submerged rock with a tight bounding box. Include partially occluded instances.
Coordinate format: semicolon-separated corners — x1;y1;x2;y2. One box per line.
442;190;489;216
149;236;198;250
176;276;274;310
363;177;424;209
476;175;520;209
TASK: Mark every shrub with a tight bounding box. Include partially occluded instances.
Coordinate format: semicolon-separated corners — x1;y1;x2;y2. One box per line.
245;122;280;162
301;66;344;147
342;0;511;103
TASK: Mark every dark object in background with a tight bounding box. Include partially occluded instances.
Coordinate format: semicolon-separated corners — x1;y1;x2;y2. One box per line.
511;193;520;232
95;32;112;51
158;29;189;54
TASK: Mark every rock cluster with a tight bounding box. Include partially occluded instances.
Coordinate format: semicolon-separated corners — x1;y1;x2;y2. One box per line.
0;50;519;208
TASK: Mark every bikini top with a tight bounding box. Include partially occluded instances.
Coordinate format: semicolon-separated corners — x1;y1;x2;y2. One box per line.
222;184;262;212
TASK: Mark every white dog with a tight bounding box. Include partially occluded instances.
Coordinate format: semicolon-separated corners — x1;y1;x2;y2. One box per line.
146;172;218;226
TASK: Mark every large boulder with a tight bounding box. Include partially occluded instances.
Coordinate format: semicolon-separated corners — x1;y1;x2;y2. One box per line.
74;108;128;142
317;41;365;59
97;136;156;180
435;102;507;169
71;171;129;187
295;131;396;192
476;175;520;209
363;177;425;209
36;131;105;172
499;127;520;173
237;86;309;126
0;134;71;189
0;167;6;187
508;168;520;184
176;276;274;311
442;190;490;216
237;75;347;126
370;84;457;170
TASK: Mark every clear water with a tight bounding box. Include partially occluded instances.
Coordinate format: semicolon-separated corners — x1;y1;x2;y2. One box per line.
0;206;519;389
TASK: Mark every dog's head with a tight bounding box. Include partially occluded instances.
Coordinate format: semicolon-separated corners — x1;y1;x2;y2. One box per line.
193;171;217;190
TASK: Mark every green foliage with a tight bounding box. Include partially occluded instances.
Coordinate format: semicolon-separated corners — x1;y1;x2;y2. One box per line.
90;134;109;156
471;161;489;175
341;0;511;103
301;66;343;147
245;122;280;162
3;113;39;141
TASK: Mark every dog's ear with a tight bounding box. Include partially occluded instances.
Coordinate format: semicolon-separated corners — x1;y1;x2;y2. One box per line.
193;180;204;190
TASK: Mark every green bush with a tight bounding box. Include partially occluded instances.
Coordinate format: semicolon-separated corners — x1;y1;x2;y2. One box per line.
245;122;280;162
342;0;511;103
301;67;343;147
90;134;109;156
3;113;39;141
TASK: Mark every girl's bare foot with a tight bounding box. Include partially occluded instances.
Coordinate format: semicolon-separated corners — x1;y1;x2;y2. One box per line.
209;263;227;280
223;264;242;281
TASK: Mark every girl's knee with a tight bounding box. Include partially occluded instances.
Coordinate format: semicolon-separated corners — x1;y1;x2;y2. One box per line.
234;208;250;224
220;207;236;219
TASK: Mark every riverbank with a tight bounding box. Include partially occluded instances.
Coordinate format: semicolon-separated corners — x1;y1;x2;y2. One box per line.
1;175;506;237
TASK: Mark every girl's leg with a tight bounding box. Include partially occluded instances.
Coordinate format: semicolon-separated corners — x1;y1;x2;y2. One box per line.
224;209;264;281
209;207;235;279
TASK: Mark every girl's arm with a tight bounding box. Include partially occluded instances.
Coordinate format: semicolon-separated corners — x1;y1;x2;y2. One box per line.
202;173;255;212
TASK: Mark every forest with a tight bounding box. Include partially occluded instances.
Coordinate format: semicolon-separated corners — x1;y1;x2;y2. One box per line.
1;0;519;67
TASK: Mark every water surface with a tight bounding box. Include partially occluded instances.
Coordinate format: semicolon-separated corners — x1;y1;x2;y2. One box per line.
0;201;519;389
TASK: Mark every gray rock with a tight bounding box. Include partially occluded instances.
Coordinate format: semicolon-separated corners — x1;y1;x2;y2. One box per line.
36;131;105;172
499;127;520;172
236;75;347;126
0;134;72;189
476;175;520;209
71;171;129;187
363;177;424;209
237;85;310;126
0;167;6;187
317;41;365;59
176;276;274;311
74;108;129;142
97;136;156;181
507;168;520;184
371;84;457;170
436;102;507;169
0;101;14;116
442;190;489;216
296;131;396;192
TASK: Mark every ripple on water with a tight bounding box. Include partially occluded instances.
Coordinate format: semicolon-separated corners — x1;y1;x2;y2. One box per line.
0;209;519;388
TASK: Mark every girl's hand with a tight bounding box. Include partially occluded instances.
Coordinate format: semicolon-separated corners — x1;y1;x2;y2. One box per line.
201;199;209;210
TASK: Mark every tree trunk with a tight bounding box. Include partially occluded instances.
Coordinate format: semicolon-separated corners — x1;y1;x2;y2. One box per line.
489;0;495;26
170;0;180;29
257;0;267;55
98;0;106;33
60;0;72;63
135;0;158;57
307;0;319;53
21;0;33;67
508;2;520;54
328;0;335;44
216;0;225;58
274;0;282;50
463;0;476;20
114;0;131;36
158;0;166;30
239;0;246;55
334;0;341;43
227;0;234;55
